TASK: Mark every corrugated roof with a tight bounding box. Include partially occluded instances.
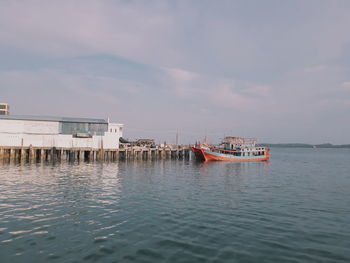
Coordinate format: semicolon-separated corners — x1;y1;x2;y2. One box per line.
0;115;108;124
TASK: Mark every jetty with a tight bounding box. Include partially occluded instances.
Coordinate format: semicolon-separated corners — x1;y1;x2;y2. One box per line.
0;146;191;163
0;106;191;163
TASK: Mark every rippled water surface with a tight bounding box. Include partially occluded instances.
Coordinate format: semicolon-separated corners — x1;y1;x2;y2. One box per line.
1;148;350;263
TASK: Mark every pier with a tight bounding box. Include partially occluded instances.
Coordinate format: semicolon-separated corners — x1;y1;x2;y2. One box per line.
0;146;191;163
0;112;192;164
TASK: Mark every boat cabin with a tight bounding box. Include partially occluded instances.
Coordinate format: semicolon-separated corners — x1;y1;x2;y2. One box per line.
221;137;266;156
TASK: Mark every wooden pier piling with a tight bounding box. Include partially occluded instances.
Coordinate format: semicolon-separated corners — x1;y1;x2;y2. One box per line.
0;146;191;164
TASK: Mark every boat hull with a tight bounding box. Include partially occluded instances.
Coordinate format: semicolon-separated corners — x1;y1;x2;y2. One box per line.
191;146;206;161
202;149;270;162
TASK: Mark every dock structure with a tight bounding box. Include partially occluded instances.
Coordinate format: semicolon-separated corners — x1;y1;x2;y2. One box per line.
0;113;192;164
0;146;191;164
0;115;124;150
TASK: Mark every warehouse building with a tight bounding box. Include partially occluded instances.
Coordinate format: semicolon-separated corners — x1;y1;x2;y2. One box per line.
0;115;123;149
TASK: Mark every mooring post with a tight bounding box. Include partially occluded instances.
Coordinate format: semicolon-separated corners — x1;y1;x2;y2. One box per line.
59;149;63;161
29;146;33;163
10;148;15;162
52;148;57;162
21;148;26;163
0;148;4;162
97;149;101;161
47;149;52;162
14;149;19;162
39;149;43;162
33;148;37;163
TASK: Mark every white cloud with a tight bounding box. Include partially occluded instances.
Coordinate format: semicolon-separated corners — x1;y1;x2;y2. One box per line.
1;1;350;74
209;84;255;108
341;82;350;90
165;67;199;97
241;85;271;97
1;1;350;143
0;1;183;65
303;65;328;73
164;67;272;111
0;69;147;116
166;68;197;83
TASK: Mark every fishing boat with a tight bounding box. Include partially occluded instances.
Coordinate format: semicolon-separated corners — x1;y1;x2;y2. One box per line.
191;144;210;161
192;137;270;162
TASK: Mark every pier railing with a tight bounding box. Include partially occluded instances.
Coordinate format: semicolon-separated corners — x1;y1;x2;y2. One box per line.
209;146;268;155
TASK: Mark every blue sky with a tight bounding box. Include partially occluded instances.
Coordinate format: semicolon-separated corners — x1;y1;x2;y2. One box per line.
1;0;350;144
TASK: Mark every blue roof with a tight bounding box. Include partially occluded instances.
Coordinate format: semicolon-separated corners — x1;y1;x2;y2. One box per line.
0;115;108;124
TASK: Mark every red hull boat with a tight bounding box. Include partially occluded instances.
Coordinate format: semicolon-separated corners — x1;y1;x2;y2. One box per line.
191;146;206;161
191;137;270;162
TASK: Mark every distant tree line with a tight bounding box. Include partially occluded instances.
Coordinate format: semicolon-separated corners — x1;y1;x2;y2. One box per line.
258;143;350;148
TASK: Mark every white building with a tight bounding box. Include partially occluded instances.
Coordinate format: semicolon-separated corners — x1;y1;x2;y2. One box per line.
0;115;123;149
0;103;10;115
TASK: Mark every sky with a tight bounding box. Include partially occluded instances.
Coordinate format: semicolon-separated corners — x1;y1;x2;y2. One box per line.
1;0;350;144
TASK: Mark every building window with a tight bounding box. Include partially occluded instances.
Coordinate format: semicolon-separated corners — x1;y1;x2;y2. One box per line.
60;122;108;135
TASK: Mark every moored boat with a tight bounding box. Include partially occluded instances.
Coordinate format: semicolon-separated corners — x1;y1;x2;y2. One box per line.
192;137;270;162
191;144;210;161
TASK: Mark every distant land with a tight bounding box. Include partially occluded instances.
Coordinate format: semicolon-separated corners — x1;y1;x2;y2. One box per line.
259;143;350;149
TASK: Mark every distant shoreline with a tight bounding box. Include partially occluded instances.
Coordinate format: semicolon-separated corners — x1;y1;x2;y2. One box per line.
259;143;350;149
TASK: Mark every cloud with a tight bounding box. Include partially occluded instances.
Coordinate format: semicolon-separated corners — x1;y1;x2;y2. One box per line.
165;67;199;97
303;65;329;73
0;0;183;65
1;1;350;143
0;68;162;120
0;69;118;105
1;0;350;76
341;81;350;90
209;84;254;108
164;66;273;113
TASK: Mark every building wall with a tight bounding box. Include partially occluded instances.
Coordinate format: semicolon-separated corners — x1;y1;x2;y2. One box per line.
0;119;59;134
103;123;123;149
0;119;123;149
0;103;10;115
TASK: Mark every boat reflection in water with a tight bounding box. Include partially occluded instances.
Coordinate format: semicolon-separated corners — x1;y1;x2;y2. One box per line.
192;137;270;162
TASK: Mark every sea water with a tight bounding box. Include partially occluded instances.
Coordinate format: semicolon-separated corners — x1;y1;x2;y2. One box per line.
0;148;350;262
